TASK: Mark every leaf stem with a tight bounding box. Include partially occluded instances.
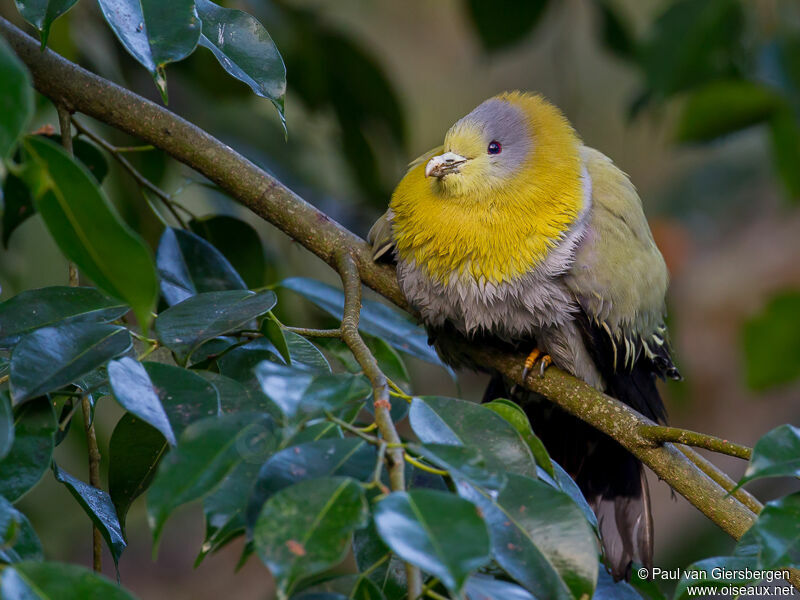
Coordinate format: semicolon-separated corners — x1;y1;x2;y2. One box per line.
404;454;448;476
80;394;103;573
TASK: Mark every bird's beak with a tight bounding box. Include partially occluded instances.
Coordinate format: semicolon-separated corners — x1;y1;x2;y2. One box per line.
425;152;467;178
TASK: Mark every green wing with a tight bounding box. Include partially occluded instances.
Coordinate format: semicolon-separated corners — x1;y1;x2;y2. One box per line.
565;146;676;375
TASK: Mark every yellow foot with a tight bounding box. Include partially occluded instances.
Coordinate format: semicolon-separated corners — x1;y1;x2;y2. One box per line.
521;349;552;381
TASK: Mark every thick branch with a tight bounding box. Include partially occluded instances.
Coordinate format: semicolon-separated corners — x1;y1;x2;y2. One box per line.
0;18;761;545
335;251;422;600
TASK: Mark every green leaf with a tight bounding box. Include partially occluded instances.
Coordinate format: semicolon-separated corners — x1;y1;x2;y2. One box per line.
255;361;370;424
538;463;598;533
245;438;375;532
639;0;743;97
676;80;783;142
457;474;598;600
281;278;450;371
0;286;128;347
195;0;286;126
464;0;548;52
0;37;33;160
147;412;276;548
412;443;505;491
742;291;800;389
284;331;331;372
0;495;43;563
189;215;268;289
261;318;292;364
52;463;126;568
0;398;56;502
217;339;283;415
2;174;34;249
353;521;406;600
9;322;131;405
739;424;800;486
738;492;800;569
254;477;368;596
21;136;158;330
409;396;537;478
13;0;79;48
0;392;14;460
0;561;139;599
97;0;201;102
108;413;168;536
108;357;177;446
195;370;251;413
464;575;536;600
769;108;800;201
484;398;554;477
374;489;490;594
143;362;219;435
594;569;645;599
156;227;246;307
155;290;277;364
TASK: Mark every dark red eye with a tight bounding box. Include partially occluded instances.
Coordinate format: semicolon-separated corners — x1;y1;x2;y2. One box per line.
487;140;502;155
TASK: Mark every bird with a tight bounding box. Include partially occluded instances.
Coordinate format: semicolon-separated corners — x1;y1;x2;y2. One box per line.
368;91;681;581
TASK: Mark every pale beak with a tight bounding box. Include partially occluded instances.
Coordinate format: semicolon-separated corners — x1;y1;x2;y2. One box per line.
425;151;467;178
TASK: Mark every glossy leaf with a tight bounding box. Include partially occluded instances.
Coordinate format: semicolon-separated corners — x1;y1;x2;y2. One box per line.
97;0;201;102
147;412;276;547
413;444;505;491
196;0;286;124
676;80;782;142
189;215;268;289
156;227;246;307
155;290;276;363
739;424;800;486
21;136;158;330
743;291;800;389
0;37;33;159
464;0;548;52
0;398;56;501
484;398;554;477
261;318;291;364
9;322;131;405
108;413;168;535
14;0;79;47
246;438;375;531
284;331;331;372
464;575;536;600
738;492;800;569
538;463;598;532
0;495;43;563
108;357;176;446
374;489;490;594
255;361;370;424
52;463;126;567
458;474;598;600
0;561;138;599
145;362;219;434
0;392;14;460
254;477;368;596
195;370;250;413
217;339;283;415
281;278;449;370
0;286;128;347
409;396;537;478
353;521;406;600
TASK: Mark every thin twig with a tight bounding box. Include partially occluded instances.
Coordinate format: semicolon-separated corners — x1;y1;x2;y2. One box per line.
335;251;422;600
641;425;752;461
677;446;762;515
283;326;342;338
71;118;188;228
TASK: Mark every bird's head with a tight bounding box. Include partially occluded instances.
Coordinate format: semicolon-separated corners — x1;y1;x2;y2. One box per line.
421;91;582;202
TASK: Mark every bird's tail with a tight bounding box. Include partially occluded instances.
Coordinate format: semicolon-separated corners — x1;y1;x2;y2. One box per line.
484;378;654;580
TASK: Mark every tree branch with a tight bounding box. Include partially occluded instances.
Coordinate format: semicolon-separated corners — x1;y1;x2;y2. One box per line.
335;251;423;600
0;18;762;547
641;425;752;461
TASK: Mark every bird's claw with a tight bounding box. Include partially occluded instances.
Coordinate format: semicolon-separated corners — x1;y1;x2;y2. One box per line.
521;349;552;381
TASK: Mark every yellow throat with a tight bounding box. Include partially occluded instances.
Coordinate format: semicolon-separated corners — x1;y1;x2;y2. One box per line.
390;92;585;286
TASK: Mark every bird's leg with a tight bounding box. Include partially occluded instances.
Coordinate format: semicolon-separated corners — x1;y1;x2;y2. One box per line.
521;348;553;381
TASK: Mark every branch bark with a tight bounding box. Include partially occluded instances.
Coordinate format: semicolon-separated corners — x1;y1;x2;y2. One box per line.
0;17;762;546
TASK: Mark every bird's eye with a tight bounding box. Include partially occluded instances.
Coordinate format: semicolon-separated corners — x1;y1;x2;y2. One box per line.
487;140;502;155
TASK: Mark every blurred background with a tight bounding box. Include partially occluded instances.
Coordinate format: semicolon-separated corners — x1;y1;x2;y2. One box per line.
1;0;800;597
